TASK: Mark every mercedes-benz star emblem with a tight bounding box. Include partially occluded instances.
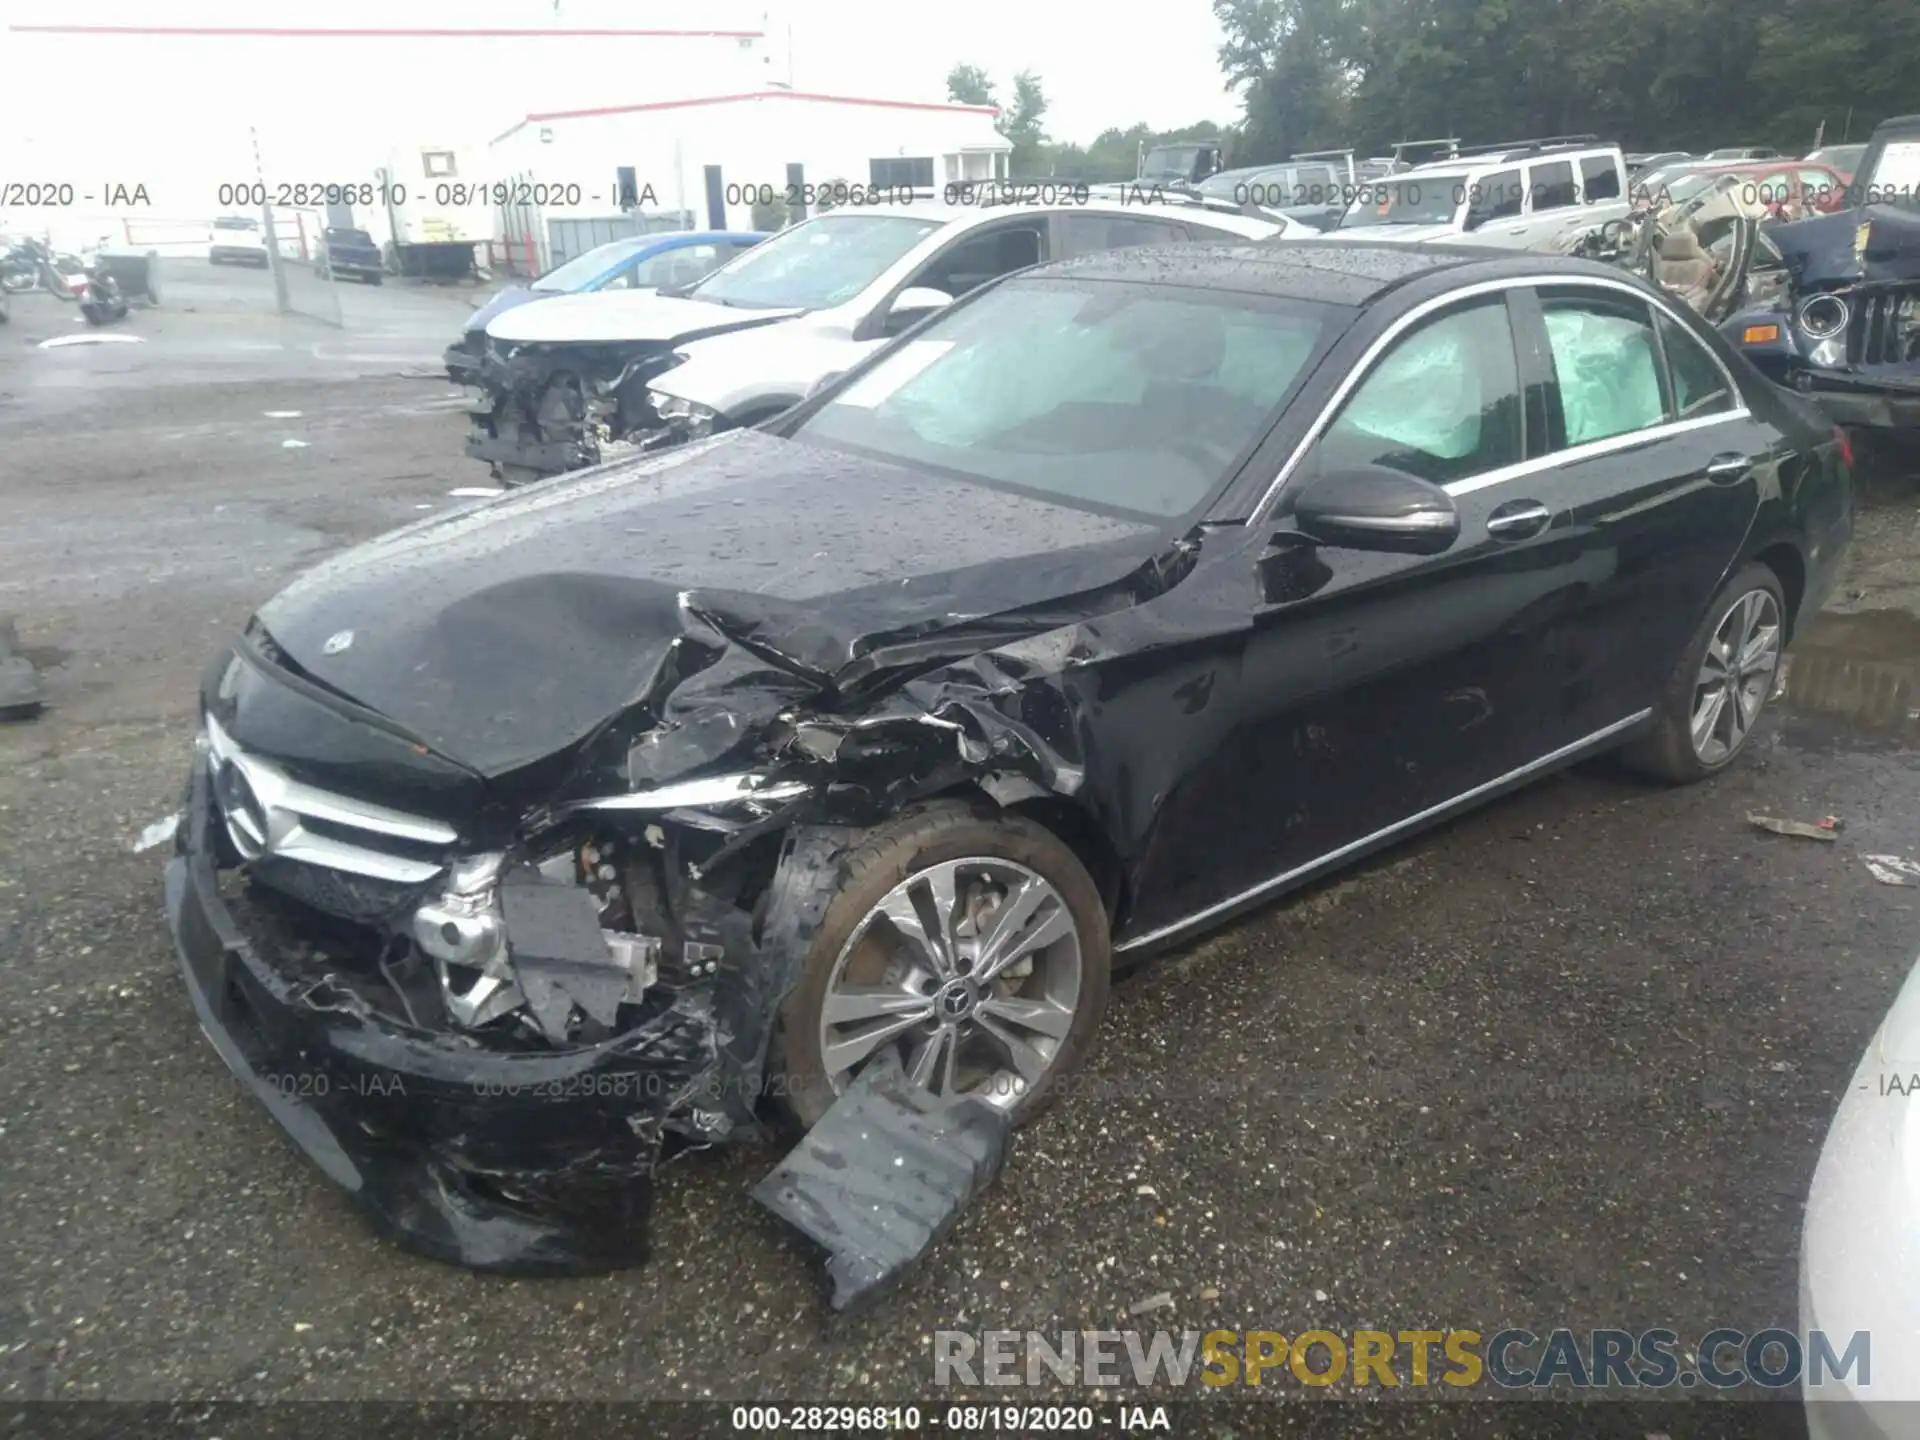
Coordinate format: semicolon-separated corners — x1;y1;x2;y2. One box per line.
322;630;355;655
936;979;979;1022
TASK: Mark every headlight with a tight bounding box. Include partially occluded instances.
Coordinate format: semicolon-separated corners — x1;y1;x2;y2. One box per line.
648;391;720;437
1798;293;1849;340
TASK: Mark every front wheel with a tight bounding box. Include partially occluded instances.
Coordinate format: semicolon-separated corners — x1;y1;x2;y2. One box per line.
1620;561;1787;783
769;802;1111;1130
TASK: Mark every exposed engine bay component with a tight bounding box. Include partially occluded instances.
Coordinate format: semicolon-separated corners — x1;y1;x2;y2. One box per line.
404;840;669;1043
464;340;677;482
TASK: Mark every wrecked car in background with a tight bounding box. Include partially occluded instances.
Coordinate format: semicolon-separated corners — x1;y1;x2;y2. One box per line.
1717;115;1920;436
1559;168;1794;331
444;230;765;390
465;196;1289;484
166;240;1850;1305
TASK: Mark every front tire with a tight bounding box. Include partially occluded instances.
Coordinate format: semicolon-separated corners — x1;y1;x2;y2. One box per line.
769;801;1111;1131
1620;561;1787;783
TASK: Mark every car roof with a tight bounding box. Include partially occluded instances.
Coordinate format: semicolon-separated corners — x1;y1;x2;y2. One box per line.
1022;238;1623;307
817;197;1283;240
1392;145;1618;179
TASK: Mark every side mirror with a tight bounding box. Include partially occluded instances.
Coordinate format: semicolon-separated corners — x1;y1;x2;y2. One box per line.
885;286;953;332
1292;464;1460;555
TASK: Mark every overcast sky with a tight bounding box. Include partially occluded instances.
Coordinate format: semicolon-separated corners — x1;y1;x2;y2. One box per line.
0;0;1244;149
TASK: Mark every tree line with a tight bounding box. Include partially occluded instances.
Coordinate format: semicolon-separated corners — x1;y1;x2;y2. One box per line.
951;0;1916;178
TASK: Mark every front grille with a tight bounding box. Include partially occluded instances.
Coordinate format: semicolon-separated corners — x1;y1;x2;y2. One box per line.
204;712;456;888
1847;288;1920;366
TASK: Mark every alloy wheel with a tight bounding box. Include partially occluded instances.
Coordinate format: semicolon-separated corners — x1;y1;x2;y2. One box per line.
818;856;1084;1109
1690;587;1782;765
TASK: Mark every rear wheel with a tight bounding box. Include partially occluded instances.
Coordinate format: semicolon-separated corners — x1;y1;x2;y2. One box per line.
770;802;1110;1130
1620;561;1786;783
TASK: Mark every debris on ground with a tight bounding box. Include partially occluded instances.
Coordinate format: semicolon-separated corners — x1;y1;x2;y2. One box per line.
280;439;308;449
1864;855;1920;886
752;1052;1011;1314
1747;813;1842;841
0;619;47;718
132;813;181;854
1128;1291;1176;1316
37;333;145;348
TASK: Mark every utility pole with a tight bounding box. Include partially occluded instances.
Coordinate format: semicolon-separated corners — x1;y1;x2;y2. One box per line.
252;125;290;314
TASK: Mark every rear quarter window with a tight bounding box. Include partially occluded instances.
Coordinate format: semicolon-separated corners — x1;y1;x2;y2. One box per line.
1581;156;1621;202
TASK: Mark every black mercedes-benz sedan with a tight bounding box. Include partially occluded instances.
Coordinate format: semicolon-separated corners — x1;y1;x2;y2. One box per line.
164;240;1852;1291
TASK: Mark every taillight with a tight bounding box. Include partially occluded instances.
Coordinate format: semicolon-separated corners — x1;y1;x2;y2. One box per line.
1833;426;1854;469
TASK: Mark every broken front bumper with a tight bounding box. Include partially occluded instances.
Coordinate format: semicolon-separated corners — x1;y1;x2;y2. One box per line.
162;756;716;1275
1793;371;1920;430
444;335;485;387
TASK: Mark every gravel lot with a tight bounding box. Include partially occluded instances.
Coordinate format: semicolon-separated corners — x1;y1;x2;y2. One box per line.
1;277;1916;1429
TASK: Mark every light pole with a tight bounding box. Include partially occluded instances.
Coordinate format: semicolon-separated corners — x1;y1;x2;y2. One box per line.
252;125;290;314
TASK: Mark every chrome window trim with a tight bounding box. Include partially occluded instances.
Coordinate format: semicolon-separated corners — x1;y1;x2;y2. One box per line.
1114;708;1653;953
1441;409;1749;497
1249;272;1749;523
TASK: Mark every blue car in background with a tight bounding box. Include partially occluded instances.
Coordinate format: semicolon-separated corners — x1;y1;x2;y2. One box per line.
445;230;765;384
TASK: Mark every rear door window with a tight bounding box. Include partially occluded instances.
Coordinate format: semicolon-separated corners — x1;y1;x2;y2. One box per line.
1539;289;1666;446
1528;160;1578;212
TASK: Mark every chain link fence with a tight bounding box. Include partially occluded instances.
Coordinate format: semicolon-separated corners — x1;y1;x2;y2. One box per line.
120;206;340;325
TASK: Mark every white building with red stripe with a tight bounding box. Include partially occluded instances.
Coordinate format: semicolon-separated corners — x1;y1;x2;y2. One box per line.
486;90;1011;271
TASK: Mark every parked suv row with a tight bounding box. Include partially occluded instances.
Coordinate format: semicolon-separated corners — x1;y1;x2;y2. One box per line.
1330;141;1631;251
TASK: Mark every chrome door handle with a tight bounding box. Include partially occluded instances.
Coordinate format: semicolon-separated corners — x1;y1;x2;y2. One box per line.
1486;500;1551;538
1705;453;1751;483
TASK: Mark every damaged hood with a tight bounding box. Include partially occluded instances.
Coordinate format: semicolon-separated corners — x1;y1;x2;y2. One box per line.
648;321;865;412
254;430;1163;778
1767;203;1920;289
485;288;804;347
464;284;543;334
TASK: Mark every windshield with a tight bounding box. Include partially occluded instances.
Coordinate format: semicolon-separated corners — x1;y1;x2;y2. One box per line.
1140;146;1202;182
326;229;373;245
1638;172;1718;210
688;214;942;310
530;238;653;293
1337;175;1463;228
1809;145;1866;171
1865;140;1920;208
795;277;1343;519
